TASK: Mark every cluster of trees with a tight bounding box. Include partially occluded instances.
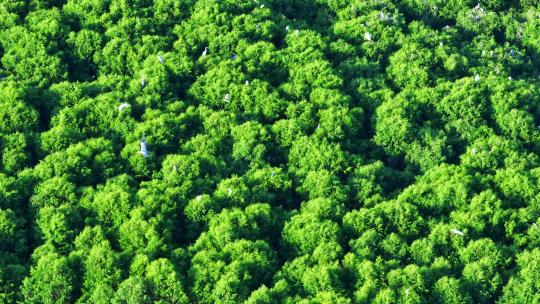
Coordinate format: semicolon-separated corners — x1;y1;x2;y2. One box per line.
1;0;540;302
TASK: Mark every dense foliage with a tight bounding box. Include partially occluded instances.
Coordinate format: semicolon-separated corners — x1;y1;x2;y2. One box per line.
1;0;540;302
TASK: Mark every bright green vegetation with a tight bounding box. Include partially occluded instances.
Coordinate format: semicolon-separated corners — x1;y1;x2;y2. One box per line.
1;0;540;303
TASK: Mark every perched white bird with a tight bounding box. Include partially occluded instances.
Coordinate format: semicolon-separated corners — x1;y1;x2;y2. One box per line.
442;25;451;31
141;75;146;88
138;137;149;158
475;8;484;16
245;80;249;86
260;4;264;8
474;75;481;82
201;46;208;57
471;3;485;21
173;165;177;172
227;188;233;196
118;103;131;111
508;76;513;80
271;171;275;177
471;148;477;154
450;228;464;236
285;25;290;31
532;222;538;229
224;93;230;102
364;32;372;41
157;55;164;64
196;195;202;202
294;29;300;35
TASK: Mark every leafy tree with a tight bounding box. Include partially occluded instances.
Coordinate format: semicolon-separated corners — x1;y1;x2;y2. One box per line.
21;253;76;304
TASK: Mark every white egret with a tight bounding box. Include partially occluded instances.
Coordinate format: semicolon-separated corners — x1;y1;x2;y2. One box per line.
364;32;372;41
118;103;131;111
138;137;149;158
450;228;464;236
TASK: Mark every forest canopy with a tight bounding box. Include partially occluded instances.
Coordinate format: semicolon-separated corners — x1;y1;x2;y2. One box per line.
1;0;540;303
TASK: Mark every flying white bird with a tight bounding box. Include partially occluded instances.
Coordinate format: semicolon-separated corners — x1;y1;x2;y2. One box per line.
118;103;131;111
138;137;149;158
450;228;464;236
